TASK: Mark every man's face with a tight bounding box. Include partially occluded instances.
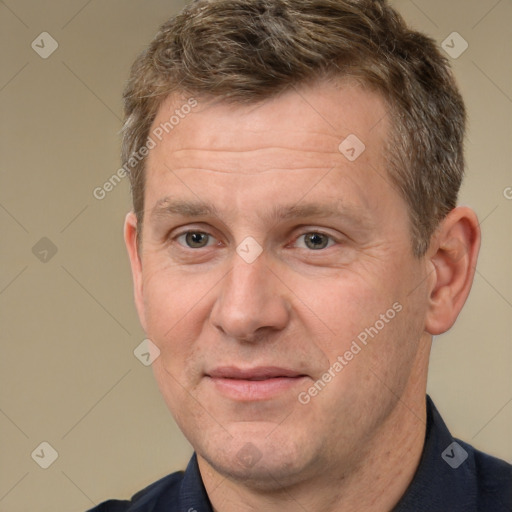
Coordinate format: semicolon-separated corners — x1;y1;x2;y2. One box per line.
126;81;432;486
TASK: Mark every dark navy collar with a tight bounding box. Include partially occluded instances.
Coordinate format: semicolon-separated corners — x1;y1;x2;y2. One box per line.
393;395;476;511
178;453;213;512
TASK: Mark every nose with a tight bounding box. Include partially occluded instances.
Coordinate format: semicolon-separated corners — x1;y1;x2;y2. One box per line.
209;252;290;343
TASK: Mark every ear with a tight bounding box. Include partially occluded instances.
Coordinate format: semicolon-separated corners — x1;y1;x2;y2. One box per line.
425;206;481;335
124;212;147;332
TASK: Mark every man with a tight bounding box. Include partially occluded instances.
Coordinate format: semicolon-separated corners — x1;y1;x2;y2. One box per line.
90;0;511;510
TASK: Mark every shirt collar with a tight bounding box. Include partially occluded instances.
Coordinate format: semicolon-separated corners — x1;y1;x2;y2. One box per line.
392;395;478;511
178;453;214;512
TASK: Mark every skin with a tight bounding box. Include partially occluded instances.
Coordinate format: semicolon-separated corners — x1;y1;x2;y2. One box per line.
125;80;480;511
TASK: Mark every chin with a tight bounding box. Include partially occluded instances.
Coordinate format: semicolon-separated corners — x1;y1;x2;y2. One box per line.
198;423;317;490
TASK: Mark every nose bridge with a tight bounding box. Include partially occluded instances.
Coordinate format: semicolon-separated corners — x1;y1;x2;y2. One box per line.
210;252;289;340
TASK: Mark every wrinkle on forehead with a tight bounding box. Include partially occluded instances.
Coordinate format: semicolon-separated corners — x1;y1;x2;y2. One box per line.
150;81;389;156
163;160;342;176
157;143;350;177
165;166;338;175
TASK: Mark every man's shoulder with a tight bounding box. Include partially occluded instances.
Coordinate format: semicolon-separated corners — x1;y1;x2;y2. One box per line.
87;470;185;512
460;439;512;510
466;438;512;478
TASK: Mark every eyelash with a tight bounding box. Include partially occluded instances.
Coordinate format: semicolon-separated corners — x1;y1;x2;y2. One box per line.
293;232;336;250
173;230;338;250
175;231;218;249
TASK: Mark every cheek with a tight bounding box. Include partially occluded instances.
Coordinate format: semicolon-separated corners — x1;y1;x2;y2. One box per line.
302;255;424;384
151;358;200;438
302;273;395;354
140;261;212;364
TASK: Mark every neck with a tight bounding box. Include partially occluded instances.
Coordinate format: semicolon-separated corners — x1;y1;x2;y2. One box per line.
199;342;430;512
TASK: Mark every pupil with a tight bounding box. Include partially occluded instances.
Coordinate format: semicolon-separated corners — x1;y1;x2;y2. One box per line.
187;232;207;247
307;233;327;249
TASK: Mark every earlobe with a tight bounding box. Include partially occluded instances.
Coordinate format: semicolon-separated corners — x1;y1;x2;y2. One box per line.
124;212;147;332
424;207;481;335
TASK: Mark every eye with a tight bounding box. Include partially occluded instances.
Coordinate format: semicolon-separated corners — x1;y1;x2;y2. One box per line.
176;231;215;249
295;232;335;250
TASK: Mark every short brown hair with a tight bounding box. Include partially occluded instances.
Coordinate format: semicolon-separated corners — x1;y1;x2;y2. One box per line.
122;0;466;256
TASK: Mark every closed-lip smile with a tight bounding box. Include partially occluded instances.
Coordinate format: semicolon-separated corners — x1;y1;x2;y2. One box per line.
205;366;308;401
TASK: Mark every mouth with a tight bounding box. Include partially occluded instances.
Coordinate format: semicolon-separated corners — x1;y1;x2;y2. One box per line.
205;366;309;401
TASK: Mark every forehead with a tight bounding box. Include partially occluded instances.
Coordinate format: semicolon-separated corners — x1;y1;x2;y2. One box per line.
149;79;389;165
143;80;394;220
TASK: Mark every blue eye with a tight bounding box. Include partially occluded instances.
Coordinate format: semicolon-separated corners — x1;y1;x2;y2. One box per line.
177;232;213;248
296;232;334;250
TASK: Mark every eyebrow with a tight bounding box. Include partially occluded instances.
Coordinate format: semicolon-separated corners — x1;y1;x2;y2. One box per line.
150;197;371;228
271;203;361;222
151;197;219;219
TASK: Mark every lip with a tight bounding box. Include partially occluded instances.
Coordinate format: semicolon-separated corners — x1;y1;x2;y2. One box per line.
205;366;308;401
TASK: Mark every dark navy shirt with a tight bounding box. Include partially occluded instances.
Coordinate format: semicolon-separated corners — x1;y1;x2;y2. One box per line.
88;396;512;511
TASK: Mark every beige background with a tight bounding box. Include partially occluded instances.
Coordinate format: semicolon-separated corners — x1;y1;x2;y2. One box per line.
0;0;510;510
